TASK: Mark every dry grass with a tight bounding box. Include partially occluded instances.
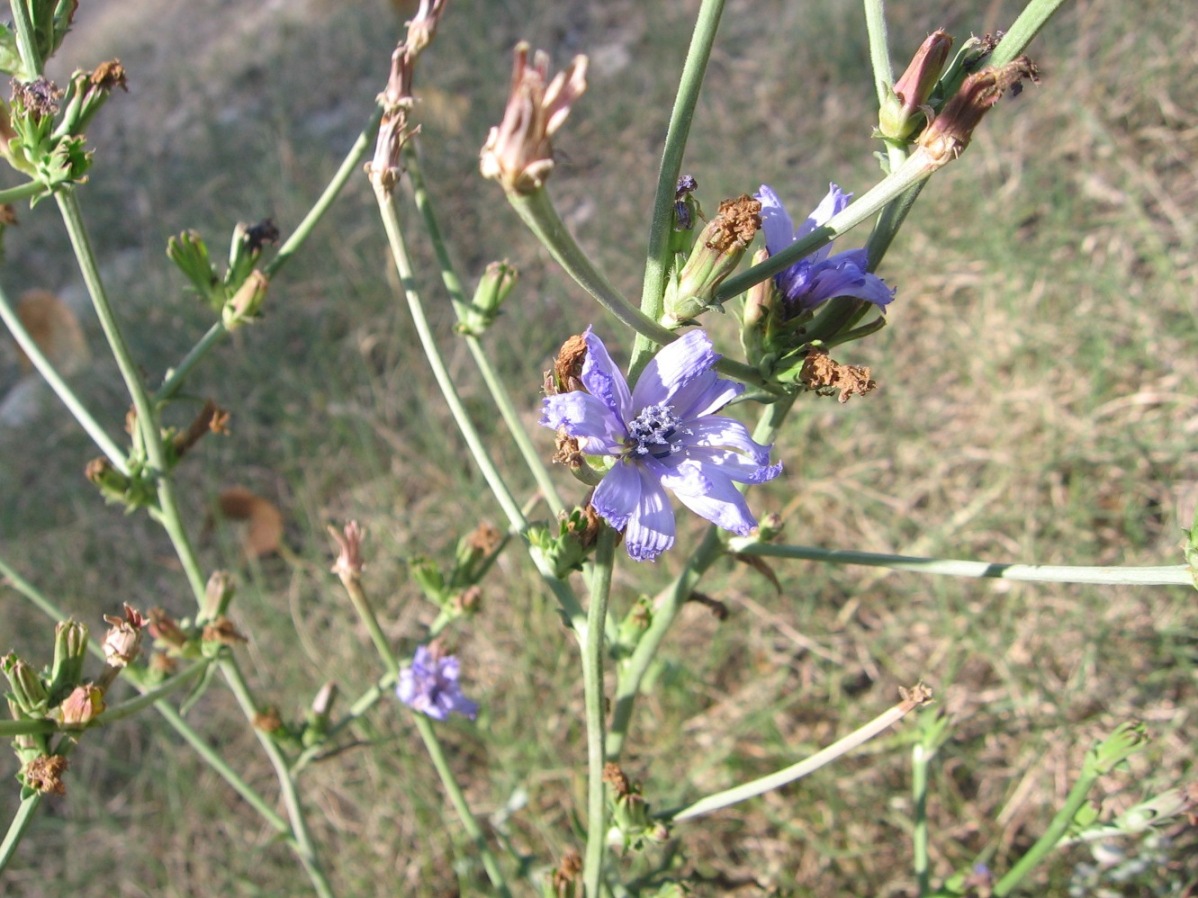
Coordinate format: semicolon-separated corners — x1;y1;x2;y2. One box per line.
1;0;1196;895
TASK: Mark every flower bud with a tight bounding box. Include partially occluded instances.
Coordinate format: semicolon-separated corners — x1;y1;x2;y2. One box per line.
59;683;105;726
222;269;269;329
204;571;235;619
147;607;189;651
328;521;366;583
3;654;49;716
48;619;88;702
662;194;761;327
739;248;781;371
528;506;600;578
451;522;503;588
480;43;588;195
878;30;953;142
456;261;518;335
56;60;128;137
102;604;146;669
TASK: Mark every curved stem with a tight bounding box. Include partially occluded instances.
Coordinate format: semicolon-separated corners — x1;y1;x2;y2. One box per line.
411;713;512;896
0;279;128;472
507;189;767;388
990;0;1073;68
156;106;383;403
633;0;725;373
724;542;1193;587
0;180;48;204
670;692;925;821
582;527;616;896
402;144;565;516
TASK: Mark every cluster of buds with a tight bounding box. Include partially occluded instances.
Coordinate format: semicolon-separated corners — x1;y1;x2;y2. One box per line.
367;0;448;191
527;504;602;579
480;43;588;195
408;521;504;618
166;219;279;330
603;763;669;852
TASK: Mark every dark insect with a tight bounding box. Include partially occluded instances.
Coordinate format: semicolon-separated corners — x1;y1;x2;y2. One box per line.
673;174;698;231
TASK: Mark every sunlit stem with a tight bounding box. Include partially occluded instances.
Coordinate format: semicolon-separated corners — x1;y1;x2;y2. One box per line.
508;189;767;389
403;144;565;516
582;527;616;896
862;0;894;106
912;741;932;896
0;280;128;472
0;792;41;873
633;0;725;374
411;712;513;896
724;541;1194;587
156;106;384;403
8;0;41;76
338;574;399;677
671;693;926;821
991;0;1072;67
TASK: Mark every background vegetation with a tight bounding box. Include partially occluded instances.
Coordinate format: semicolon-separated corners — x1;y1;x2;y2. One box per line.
0;0;1194;894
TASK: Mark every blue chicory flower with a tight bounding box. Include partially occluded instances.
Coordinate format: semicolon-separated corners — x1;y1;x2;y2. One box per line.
396;645;479;721
756;183;895;314
540;329;782;561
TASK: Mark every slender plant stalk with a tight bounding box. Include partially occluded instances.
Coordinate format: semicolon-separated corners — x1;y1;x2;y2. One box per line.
0;792;41;872
912;741;932;896
632;0;725;373
671;692;927;821
340;576;399;677
990;0;1073;67
724;542;1193;586
8;0;41;76
156;106;384;402
411;713;513;897
402;144;565;516
862;0;894;106
582;528;616;896
0;280;128;471
0;181;47;204
0;719;56;737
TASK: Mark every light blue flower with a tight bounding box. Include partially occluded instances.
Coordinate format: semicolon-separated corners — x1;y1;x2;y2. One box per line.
756;183;895;313
397;646;478;721
541;329;781;561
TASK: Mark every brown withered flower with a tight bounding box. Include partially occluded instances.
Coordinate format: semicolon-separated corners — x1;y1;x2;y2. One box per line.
203;616;248;646
800;348;877;403
328;520;366;582
480;43;588;195
102;604;146;669
24;754;68;795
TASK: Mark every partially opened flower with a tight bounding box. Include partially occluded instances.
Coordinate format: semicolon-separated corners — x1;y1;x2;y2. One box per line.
541;329;781;561
397;645;479;721
756;183;895;315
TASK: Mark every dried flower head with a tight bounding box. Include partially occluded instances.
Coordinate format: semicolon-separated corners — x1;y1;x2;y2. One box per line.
329;520;366;582
480;43;587;195
102;604;146;669
23;754;68;795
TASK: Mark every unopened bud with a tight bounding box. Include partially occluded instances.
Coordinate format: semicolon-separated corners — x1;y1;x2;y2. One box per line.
204;571;235;619
147;607;189;651
48;619;89;702
456;260;518;335
662;194;761;327
3;655;49;715
59;683;105;725
879;30;953;142
102;604;146;669
329;521;366;583
223;269;269;329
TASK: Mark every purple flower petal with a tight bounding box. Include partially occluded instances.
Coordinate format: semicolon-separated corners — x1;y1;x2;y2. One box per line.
541;392;625;454
580;328;632;423
397;646;479;721
670;468;760;535
685;416;777;467
629;329;719;412
591;459;642;531
757;184;795;257
623;471;676;561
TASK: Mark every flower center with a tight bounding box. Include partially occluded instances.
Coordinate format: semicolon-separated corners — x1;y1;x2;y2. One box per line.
627;403;689;458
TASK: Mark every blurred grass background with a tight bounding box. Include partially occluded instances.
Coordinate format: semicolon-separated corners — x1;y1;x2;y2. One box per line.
0;0;1195;894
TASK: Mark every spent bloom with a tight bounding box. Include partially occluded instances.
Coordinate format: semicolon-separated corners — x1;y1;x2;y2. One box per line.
540;329;781;561
397;645;479;721
756;183;895;315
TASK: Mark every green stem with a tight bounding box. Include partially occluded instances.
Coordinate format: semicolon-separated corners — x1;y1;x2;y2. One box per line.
863;0;894;106
411;713;512;897
912;741;931;897
582;528;616;896
293;670;398;774
0;279;128;472
632;0;725;373
402;144;565;516
0;719;56;737
0;791;41;873
723;542;1193;587
8;0;41;76
217;656;335;898
671;695;923;821
0;180;47;204
55;189;210;603
342;577;399;677
992;767;1096;896
990;0;1073;68
100;659;213;722
715;150;934;303
156;106;383;403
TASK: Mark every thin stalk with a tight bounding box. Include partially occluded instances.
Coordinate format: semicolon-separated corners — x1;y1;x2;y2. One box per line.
715;149;934;303
863;0;894;107
0;181;47;204
633;0;725;372
582;528;616;896
723;542;1194;587
507;189;767;388
912;741;931;897
340;576;399;677
217;656;335;898
411;712;512;896
0;792;41;873
55;189;209;603
293;670;398;774
0;280;128;472
156;106;384;403
8;0;41;76
992;768;1096;896
0;719;56;737
402;144;565;516
990;0;1073;67
671;693;926;821
606;393;796;760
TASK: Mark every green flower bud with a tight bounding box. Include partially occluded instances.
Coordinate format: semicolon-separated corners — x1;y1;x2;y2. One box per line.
166;230;222;308
662;194;761;327
456;261;518;336
3;654;49;716
222;269;269;329
48;618;88;703
59;683;105;726
878;30;953;142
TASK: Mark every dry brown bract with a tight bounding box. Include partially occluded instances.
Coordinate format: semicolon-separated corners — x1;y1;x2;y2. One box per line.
800;348;877;402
